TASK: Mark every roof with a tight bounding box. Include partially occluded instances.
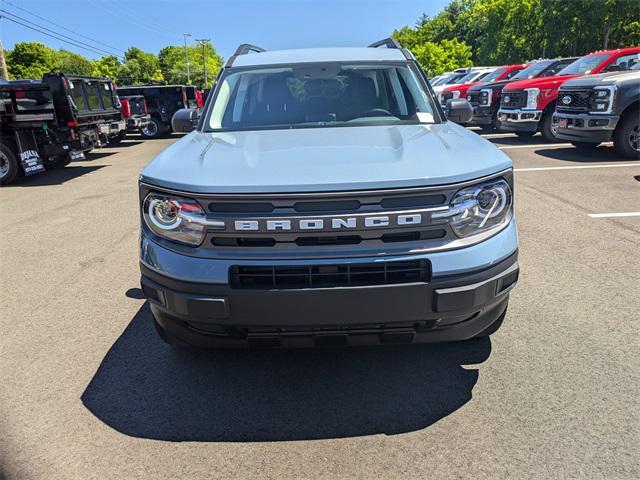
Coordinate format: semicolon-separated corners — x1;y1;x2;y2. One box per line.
231;47;408;67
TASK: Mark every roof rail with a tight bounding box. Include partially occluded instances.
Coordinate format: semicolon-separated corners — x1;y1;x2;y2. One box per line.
226;43;266;67
233;43;266;56
368;38;403;49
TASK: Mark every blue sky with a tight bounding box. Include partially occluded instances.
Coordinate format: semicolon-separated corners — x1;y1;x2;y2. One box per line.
1;0;449;59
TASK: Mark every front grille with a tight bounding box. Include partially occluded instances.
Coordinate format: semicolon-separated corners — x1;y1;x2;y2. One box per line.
556;89;592;113
500;91;525;108
466;92;480;105
230;260;430;289
440;91;454;106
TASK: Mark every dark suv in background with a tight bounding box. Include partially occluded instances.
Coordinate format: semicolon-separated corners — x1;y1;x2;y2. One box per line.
117;85;191;138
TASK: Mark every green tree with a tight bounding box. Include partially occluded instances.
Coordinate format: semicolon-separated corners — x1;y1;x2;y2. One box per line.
54;49;93;75
158;42;223;88
117;47;163;85
6;42;56;79
92;55;121;79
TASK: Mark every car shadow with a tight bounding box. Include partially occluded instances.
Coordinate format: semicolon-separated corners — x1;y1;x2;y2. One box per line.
84;151;116;161
82;302;491;442
534;145;629;163
6;165;106;187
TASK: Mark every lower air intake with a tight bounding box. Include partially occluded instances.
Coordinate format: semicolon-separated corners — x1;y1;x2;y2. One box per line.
230;260;430;289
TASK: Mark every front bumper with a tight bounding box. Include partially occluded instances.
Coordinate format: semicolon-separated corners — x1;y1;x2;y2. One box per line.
140;221;519;348
471;105;494;125
126;114;151;131
498;108;542;132
552;112;619;143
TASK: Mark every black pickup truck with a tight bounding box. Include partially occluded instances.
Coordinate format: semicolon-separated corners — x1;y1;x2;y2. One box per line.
466;57;577;131
552;66;639;158
116;85;191;138
44;73;125;148
119;94;150;135
0;79;78;185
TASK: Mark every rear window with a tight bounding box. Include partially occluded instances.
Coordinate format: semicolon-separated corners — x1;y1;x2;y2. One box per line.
85;81;103;110
68;80;87;110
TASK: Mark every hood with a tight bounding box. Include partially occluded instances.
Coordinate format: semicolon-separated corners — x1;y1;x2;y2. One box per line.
503;74;581;92
140;124;512;194
443;81;481;95
561;70;640;88
468;78;513;92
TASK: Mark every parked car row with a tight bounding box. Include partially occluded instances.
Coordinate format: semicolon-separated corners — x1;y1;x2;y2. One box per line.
437;46;640;158
0;74;205;185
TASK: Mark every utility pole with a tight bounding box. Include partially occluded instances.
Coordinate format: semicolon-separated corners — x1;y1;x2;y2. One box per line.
183;33;192;84
0;38;9;80
196;38;210;86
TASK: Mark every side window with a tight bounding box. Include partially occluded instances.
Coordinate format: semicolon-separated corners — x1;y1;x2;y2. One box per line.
613;53;640;70
504;68;522;80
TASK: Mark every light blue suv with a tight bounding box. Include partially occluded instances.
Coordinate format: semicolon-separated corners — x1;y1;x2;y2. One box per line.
138;39;519;348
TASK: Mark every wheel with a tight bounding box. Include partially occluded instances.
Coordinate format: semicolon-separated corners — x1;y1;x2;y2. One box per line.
571;141;600;150
140;118;164;139
0;142;20;185
540;112;560;142
474;304;508;337
515;131;535;139
613;111;640;159
109;130;126;144
45;154;71;169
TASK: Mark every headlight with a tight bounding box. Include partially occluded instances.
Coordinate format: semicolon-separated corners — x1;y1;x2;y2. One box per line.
524;88;539;110
452;90;461;99
480;88;492;106
432;178;513;237
143;192;222;246
590;86;616;114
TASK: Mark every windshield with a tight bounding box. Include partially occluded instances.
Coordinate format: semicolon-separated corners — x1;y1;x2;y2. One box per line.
557;53;610;75
481;67;508;83
207;63;438;131
511;61;553;80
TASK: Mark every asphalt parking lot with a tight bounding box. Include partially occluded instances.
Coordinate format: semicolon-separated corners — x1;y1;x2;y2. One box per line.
1;132;639;480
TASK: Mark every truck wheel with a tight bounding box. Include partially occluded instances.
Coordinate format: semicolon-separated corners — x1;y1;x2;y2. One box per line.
109;130;126;144
140;119;163;139
613;112;640;159
541;112;560;142
571;141;600;150
0;143;20;185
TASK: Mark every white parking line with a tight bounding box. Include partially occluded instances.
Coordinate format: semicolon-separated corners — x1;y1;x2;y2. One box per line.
481;133;515;138
499;143;572;149
588;212;640;218
515;163;640;172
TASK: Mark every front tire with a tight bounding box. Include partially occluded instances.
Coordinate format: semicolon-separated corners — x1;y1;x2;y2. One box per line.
613;111;640;159
541;112;560;142
140;118;164;139
0;142;20;185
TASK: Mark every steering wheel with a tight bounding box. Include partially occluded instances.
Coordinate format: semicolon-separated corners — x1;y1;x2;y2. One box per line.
360;108;395;118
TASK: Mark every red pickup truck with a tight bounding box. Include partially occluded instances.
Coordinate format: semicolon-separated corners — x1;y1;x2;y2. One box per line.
498;47;640;141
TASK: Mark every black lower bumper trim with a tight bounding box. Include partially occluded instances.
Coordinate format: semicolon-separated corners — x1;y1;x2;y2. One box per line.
140;252;518;347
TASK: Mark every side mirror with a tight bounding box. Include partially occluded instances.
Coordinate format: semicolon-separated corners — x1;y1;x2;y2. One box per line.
171;108;200;133
445;98;473;124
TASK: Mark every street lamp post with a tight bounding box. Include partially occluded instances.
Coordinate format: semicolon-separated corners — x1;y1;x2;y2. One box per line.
183;33;192;84
196;38;210;86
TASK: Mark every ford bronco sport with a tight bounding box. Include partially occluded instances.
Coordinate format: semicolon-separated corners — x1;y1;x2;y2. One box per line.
139;39;519;348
